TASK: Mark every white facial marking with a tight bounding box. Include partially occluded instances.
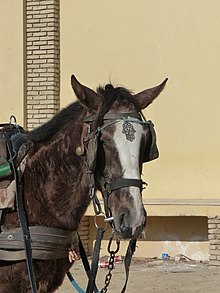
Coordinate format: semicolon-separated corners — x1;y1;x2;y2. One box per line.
113;120;142;179
113;120;144;229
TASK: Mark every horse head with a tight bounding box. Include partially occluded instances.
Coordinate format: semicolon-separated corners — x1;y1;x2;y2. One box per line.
71;75;168;240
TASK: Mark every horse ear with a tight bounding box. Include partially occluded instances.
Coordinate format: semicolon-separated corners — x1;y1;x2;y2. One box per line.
71;75;102;111
135;78;168;110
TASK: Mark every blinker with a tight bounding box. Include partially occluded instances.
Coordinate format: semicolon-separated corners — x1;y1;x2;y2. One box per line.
143;120;159;163
85;134;99;172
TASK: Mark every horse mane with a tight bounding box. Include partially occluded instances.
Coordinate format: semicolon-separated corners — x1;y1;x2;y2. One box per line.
28;101;83;143
28;84;137;142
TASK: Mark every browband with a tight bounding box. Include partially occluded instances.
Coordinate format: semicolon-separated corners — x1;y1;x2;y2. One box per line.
84;112;142;123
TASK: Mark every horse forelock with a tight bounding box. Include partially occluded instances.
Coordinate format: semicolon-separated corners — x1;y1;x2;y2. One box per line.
95;84;138;128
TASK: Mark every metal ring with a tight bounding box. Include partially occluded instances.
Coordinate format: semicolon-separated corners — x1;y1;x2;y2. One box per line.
94;212;108;230
107;236;120;254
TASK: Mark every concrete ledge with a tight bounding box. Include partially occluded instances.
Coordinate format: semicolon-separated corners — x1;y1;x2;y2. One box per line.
85;199;220;217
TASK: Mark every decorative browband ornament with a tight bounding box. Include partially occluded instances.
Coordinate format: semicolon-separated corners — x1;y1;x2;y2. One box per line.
122;121;136;141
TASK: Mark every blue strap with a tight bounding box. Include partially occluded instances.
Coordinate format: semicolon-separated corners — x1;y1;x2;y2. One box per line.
67;271;101;293
66;272;86;293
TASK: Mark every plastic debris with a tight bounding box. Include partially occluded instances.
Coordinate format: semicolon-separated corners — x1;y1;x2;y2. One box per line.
98;255;124;268
161;253;170;260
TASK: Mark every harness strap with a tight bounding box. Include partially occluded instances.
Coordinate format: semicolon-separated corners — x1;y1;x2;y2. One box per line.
67;235;100;293
86;227;105;293
78;236;92;277
0;209;7;230
0;249;69;261
3;131;37;293
121;239;137;293
79;236;99;293
0;226;77;260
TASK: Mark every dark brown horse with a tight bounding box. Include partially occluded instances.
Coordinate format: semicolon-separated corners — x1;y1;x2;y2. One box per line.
0;75;167;292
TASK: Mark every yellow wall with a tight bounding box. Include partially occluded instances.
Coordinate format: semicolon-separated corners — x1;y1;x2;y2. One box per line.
0;0;24;125
60;0;220;200
90;216;209;261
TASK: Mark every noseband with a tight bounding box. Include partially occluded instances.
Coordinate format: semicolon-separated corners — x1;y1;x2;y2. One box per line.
82;111;148;221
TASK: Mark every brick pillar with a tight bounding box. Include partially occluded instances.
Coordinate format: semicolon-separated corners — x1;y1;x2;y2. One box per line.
208;216;220;266
24;0;90;255
25;0;60;130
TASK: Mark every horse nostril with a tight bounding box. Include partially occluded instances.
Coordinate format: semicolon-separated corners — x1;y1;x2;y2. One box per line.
118;213;127;233
118;213;131;238
119;213;125;227
119;213;129;232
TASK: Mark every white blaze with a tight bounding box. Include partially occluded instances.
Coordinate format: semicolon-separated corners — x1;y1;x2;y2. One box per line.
113;120;143;225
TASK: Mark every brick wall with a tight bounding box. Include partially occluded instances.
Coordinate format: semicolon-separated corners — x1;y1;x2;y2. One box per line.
25;0;60;130
78;216;91;255
208;216;220;266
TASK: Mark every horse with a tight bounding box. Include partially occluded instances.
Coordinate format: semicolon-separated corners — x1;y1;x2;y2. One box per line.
0;75;167;292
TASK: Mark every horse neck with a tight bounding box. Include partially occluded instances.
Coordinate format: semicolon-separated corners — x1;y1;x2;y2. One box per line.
24;117;91;230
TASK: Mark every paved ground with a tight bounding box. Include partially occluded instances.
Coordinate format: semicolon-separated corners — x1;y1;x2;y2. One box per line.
56;257;220;293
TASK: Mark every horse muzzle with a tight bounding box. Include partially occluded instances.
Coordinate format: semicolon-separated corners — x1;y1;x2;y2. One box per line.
112;207;147;240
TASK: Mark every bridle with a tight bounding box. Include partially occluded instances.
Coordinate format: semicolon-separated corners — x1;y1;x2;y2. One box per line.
83;111;148;222
71;106;159;293
73;110;147;293
75;110;151;293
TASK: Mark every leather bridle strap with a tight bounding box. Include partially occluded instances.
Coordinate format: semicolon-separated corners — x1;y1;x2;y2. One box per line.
99;177;140;293
121;239;137;293
104;178;143;193
100;178;143;220
86;227;105;293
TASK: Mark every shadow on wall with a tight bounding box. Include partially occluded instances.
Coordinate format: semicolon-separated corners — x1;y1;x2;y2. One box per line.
140;216;208;241
92;216;208;242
